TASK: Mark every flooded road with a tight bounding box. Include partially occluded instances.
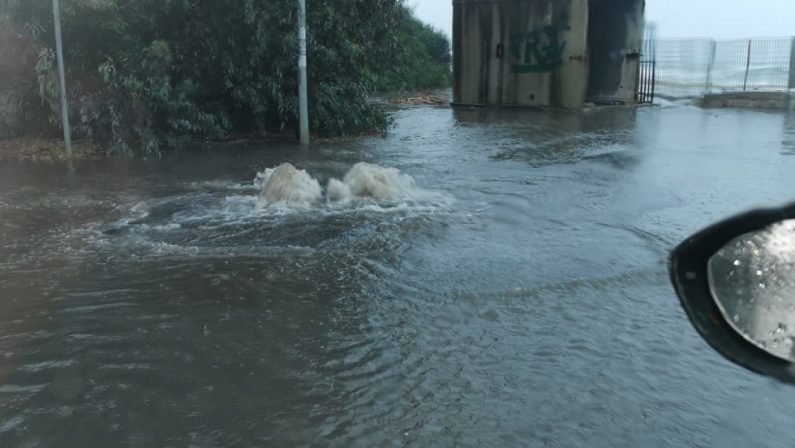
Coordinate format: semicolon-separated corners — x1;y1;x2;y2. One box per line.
2;103;795;447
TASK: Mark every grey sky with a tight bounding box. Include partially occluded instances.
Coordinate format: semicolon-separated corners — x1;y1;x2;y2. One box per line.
410;0;795;39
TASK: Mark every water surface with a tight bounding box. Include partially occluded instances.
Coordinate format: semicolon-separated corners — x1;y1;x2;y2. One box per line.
2;104;795;447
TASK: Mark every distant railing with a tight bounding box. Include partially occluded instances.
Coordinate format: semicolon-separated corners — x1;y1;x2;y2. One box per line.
654;37;795;98
636;25;657;104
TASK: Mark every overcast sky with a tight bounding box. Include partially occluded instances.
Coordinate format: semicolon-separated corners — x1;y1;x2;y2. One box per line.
410;0;795;39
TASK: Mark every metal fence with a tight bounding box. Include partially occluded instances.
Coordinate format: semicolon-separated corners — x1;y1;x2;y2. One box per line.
636;25;656;104
654;37;795;98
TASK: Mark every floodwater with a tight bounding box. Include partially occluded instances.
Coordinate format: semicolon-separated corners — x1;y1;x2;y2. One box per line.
2;101;795;447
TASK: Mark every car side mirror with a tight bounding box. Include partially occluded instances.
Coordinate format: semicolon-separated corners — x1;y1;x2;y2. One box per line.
670;202;795;385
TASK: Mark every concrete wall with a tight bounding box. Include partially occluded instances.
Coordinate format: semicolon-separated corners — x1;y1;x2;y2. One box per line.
453;0;645;109
453;0;589;109
702;92;793;111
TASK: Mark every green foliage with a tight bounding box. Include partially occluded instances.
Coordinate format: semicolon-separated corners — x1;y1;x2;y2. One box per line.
0;0;406;155
369;6;452;92
0;16;51;138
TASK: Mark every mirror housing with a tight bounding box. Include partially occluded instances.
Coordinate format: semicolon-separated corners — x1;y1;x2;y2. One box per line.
670;202;795;385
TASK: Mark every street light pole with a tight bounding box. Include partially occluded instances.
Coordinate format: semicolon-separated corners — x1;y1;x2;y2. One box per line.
52;0;72;157
297;0;310;145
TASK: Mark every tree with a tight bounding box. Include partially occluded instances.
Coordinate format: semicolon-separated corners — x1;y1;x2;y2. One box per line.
1;0;404;155
369;6;452;92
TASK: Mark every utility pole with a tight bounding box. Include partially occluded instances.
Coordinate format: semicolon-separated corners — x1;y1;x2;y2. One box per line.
52;0;72;157
297;0;310;145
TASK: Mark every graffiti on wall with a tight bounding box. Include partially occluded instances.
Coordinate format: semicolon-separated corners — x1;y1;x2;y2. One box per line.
509;13;571;74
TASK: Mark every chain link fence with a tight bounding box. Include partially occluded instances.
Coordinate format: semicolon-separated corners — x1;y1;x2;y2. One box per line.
654;37;795;98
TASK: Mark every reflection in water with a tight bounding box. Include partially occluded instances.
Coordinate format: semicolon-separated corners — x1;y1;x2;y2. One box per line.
453;107;638;166
709;220;795;360
783;113;795;156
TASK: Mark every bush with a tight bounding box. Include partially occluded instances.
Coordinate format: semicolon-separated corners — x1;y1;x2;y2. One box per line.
0;16;51;138
0;0;406;155
369;6;452;92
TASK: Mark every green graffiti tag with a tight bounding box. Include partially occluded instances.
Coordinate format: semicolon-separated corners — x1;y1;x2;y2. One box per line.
509;14;570;74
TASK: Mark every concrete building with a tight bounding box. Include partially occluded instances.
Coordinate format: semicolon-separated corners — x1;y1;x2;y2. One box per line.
452;0;646;109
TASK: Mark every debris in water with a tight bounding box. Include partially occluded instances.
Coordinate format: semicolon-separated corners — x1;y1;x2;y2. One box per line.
388;95;447;106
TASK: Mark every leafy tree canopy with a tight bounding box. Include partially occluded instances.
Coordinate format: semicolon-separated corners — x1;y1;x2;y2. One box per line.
0;0;449;155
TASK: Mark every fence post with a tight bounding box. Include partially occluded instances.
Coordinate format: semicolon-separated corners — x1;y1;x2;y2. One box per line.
705;39;717;94
743;39;752;91
789;37;795;90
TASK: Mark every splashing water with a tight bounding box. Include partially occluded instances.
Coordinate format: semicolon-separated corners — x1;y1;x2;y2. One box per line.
87;161;452;260
256;162;433;207
257;163;322;206
327;162;417;202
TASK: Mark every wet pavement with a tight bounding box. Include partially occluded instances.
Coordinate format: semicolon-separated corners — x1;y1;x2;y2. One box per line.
1;102;795;447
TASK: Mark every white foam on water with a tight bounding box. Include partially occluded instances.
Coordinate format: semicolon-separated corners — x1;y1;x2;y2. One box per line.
129;201;150;220
654;97;699;108
327;162;418;202
85;162;455;257
256;163;323;208
253;162;450;211
190;180;259;192
327;178;353;203
0;416;25;434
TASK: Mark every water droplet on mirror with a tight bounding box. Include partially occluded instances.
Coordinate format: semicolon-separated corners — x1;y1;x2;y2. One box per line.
756;270;764;276
734;260;742;266
733;314;740;323
759;283;767;289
